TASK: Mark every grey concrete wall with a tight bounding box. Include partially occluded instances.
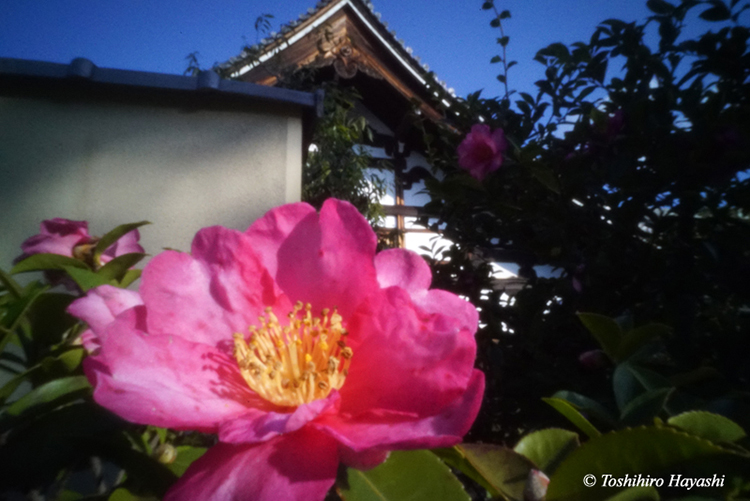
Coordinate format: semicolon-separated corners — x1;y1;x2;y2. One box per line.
0;95;303;269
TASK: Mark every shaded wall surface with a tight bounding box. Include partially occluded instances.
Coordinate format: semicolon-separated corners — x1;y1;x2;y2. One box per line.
0;79;306;268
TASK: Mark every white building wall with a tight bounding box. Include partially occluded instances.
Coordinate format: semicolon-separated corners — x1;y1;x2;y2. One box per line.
0;96;303;269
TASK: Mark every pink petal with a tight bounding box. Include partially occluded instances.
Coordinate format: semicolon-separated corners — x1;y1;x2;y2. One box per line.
67;285;143;337
244;202;318;279
85;308;261;431
20;218;92;257
268;199;379;318
341;287;477;418
165;428;339;501
410;289;479;335
315;369;484;451
139;226;289;348
219;392;340;444
100;229;145;263
338;446;389;470
374;248;432;294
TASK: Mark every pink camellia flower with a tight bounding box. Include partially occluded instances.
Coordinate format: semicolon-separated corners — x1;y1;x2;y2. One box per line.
457;124;508;180
18;218;144;267
68;199;484;501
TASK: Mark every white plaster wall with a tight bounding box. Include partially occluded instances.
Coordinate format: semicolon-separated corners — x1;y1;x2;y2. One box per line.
0;95;303;269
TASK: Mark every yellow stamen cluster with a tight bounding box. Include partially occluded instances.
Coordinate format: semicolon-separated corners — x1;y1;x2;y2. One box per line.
233;302;353;407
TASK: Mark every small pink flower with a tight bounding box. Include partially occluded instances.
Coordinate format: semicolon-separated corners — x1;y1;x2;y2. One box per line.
68;199;484;501
457;124;508;180
18;218;144;267
578;349;608;370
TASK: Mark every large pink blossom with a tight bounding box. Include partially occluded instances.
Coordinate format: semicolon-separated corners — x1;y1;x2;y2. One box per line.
68;199;484;501
457;124;508;180
18;218;144;266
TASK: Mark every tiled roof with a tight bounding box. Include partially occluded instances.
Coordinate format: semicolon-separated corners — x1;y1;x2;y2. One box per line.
219;0;456;97
0;57;324;114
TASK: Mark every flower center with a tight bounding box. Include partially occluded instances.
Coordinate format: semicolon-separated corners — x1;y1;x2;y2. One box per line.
232;302;353;407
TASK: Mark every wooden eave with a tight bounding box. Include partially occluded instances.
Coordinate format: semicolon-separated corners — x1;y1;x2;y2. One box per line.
224;0;449;123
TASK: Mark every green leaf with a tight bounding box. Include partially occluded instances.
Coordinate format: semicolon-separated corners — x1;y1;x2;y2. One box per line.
616;324;670;362
552;391;617;426
619;388;673;426
0;349;83;406
0;267;23;298
120;269;143;288
166;445;208;477
646;0;674;14
546;427;734;501
543;397;602;439
603;486;660;500
339;450;470;501
11;253;88;274
481;1;493;10
93;221;150;261
64;265;115;291
668;411;747;443
613;363;645;412
1;282;48;333
699;4;731;20
98;253;147;282
432;446;501;497
498;36;510;47
109;488;159;501
514;428;580;475
454;444;535;501
491;55;502;64
24;292;77;348
577;313;621;359
529;165;560;193
499;9;511;19
490;18;500;28
4;375;91;420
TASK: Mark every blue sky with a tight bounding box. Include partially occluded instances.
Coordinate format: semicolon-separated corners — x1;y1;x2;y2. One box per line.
0;1;726;99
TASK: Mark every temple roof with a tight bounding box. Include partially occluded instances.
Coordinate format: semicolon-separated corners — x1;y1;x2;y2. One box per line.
219;0;457;126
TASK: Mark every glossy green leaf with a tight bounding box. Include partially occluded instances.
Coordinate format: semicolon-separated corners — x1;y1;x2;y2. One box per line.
339;450;470;501
449;444;536;501
553;391;617;426
604;486;659;500
577;313;621;359
615;324;670;362
668;411;747;443
1;282;48;332
613;363;645;412
0;349;83;406
546;427;733;501
120;269;143;288
432;446;501;497
64;265;115;291
94;221;150;260
98;253;147;282
109;488;159;501
619;388;672;426
514;428;580;475
544;397;602;439
11;253;88;274
4;375;91;419
0;267;23;298
167;445;208;476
